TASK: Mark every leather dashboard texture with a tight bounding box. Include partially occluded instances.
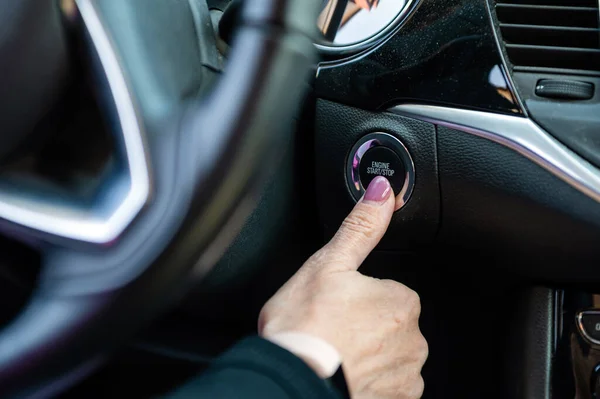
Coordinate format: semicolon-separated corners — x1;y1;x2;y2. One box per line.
437;125;600;280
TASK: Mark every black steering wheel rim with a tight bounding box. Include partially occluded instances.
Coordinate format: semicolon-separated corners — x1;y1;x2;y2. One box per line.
0;0;319;396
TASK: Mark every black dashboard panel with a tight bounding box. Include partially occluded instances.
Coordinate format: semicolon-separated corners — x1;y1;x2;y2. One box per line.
315;98;600;281
314;0;523;115
437;126;600;281
312;0;600;282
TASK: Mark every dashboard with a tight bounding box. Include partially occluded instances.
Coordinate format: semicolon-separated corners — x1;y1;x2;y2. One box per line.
284;4;600;396
315;0;520;113
305;0;600;281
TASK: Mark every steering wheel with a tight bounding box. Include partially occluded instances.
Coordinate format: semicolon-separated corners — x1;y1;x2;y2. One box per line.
0;0;318;396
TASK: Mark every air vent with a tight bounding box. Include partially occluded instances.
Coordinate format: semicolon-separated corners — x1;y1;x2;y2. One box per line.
495;0;600;74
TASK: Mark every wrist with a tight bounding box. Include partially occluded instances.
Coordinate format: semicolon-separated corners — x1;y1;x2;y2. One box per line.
264;331;342;379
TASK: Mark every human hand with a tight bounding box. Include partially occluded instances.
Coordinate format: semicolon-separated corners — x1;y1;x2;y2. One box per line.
259;176;428;399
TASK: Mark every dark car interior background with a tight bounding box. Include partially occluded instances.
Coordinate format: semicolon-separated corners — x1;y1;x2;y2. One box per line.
1;0;600;397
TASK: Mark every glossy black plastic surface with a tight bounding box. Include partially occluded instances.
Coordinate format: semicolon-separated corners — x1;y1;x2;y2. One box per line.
314;0;523;115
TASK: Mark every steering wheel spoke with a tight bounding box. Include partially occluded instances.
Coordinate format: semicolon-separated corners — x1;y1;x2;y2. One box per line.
0;0;320;396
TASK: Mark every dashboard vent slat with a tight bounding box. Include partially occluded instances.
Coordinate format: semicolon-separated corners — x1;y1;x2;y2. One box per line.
496;5;599;28
499;25;599;48
495;0;600;74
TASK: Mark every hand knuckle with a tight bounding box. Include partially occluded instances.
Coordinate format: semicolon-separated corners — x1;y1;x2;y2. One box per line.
401;373;425;399
411;375;425;399
406;289;421;314
386;373;424;399
341;209;377;239
407;288;420;305
370;379;401;399
417;333;429;365
384;280;411;301
384;282;422;316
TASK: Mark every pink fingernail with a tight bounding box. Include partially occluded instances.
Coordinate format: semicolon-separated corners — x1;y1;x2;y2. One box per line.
363;176;392;204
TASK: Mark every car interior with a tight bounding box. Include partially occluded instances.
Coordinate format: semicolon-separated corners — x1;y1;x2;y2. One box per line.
1;0;600;397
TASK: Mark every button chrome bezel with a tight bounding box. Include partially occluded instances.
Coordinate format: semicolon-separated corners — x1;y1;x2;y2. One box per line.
576;310;600;346
346;132;415;211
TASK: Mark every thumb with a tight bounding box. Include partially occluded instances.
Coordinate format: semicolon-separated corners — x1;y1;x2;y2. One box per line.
324;176;395;272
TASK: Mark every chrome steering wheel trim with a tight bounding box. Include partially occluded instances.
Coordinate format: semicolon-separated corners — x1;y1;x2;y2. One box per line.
0;0;152;245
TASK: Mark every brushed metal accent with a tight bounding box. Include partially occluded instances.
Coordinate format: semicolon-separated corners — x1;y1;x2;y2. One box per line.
576;310;600;346
391;104;600;204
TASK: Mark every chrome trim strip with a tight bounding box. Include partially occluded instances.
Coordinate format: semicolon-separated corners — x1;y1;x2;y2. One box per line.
576;310;600;346
390;104;600;204
76;0;151;241
0;0;151;244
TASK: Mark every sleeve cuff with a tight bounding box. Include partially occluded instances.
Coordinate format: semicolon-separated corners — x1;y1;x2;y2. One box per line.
265;332;342;378
213;336;343;399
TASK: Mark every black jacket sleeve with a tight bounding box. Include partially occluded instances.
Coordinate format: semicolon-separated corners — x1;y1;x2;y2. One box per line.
165;336;343;399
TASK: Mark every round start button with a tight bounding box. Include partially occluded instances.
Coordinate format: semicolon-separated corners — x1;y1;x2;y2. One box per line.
359;147;405;195
346;132;415;211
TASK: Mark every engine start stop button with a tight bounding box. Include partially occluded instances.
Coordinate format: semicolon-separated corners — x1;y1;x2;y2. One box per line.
359;146;406;195
346;132;415;211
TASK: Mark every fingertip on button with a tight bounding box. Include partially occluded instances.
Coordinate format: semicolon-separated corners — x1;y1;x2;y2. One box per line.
363;176;393;204
359;146;406;196
346;132;415;212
